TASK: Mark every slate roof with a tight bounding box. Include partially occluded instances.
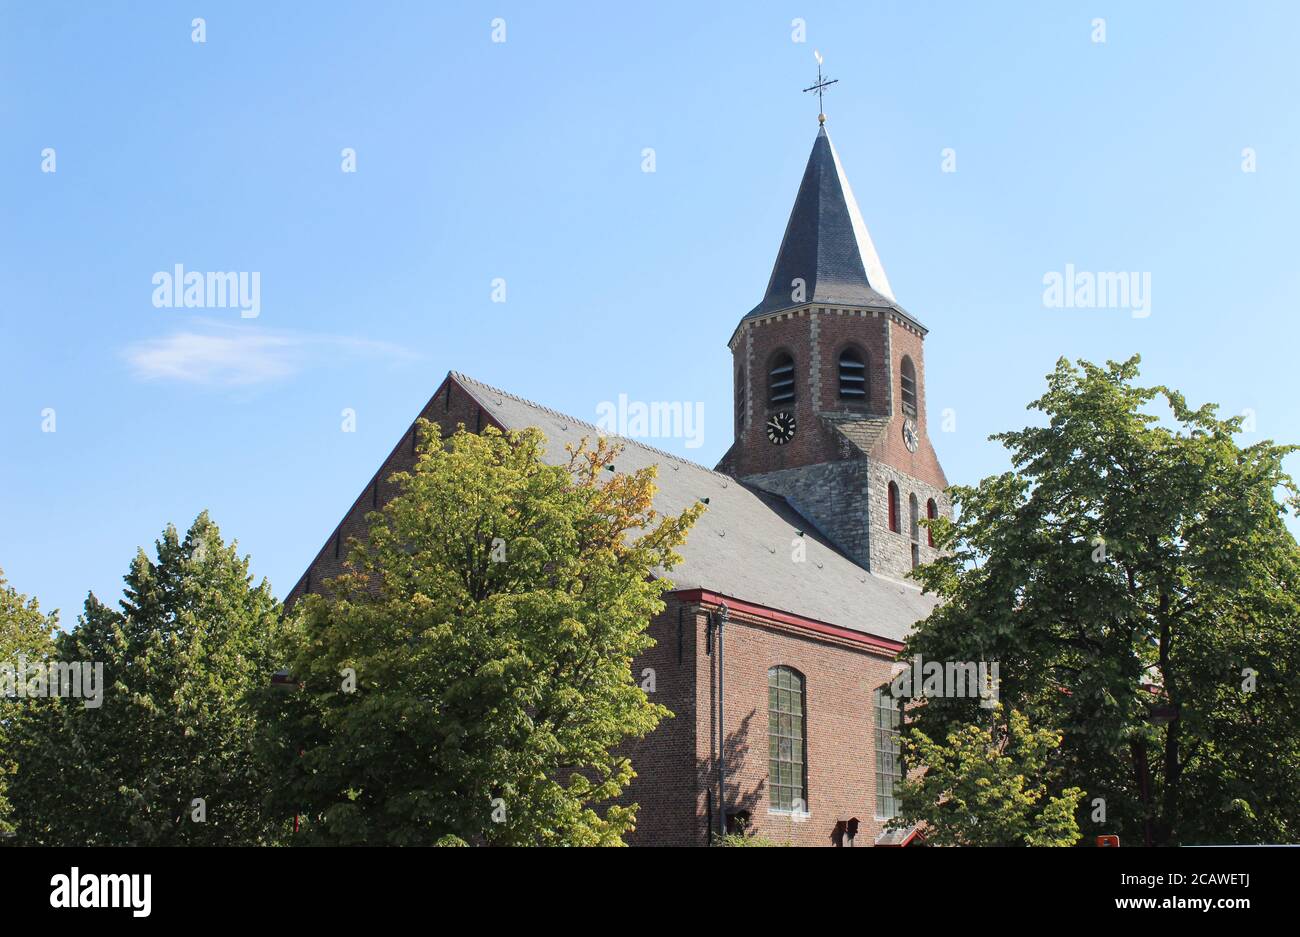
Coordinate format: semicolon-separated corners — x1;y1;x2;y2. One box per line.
451;373;938;645
819;413;891;456
746;125;923;332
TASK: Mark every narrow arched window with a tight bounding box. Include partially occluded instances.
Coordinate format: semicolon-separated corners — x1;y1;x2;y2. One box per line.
735;367;746;436
927;499;938;547
874;685;902;820
768;666;807;812
838;347;867;401
909;494;920;542
888;482;900;533
769;352;796;405
900;356;918;417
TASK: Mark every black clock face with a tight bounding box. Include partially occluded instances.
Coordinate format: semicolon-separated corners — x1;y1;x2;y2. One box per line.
766;411;796;445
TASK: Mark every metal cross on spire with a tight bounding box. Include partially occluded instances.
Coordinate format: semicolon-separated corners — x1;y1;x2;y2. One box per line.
802;50;838;124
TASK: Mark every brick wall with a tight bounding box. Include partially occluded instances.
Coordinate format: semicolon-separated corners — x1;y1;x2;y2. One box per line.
289;373;923;847
723;308;951;582
813;307;891;416
618;597;702;847
285;374;489;606
622;595;906;847
873;318;948;490
728;308;848;477
728;305;896;478
727;308;948;489
692;599;900;847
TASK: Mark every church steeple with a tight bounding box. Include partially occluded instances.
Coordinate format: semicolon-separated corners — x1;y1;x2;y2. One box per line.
746;125;905;321
720;113;948;581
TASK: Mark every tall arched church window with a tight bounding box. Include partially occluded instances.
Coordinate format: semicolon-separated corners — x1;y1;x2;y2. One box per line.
768;666;807;812
874;685;902;820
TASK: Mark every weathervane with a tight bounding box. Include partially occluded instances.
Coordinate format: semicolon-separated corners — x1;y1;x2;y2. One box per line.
802;50;838;124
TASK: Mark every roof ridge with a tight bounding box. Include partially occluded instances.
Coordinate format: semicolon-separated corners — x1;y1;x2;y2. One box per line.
449;371;737;482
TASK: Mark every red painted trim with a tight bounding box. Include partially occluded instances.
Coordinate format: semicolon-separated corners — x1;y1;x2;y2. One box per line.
669;588;905;654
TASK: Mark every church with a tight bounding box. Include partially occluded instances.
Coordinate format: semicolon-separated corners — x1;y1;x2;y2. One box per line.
288;111;949;847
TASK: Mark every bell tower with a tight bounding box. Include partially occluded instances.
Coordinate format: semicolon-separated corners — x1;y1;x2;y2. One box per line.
716;119;949;581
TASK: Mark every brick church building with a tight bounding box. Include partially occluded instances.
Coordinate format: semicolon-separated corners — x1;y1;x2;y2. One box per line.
288;116;949;847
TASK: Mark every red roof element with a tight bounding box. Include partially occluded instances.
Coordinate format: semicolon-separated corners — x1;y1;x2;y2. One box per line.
671;588;906;654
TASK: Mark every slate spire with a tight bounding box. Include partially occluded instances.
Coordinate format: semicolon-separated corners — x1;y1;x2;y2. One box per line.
747;125;906;321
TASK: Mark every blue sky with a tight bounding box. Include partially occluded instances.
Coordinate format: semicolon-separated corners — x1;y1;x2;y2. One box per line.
3;1;1298;623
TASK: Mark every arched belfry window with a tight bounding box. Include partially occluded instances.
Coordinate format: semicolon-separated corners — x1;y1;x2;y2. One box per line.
888;482;900;533
769;352;796;405
838;347;867;401
900;356;918;418
768;666;807;812
927;499;938;547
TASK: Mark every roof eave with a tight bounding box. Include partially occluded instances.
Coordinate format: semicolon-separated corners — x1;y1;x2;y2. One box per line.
729;298;928;348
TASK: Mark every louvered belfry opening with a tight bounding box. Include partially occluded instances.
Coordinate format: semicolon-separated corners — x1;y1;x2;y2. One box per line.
900;356;918;417
769;352;796;405
838;347;867;402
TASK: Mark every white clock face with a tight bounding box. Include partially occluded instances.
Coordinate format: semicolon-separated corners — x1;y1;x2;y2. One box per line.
902;418;919;453
766;411;796;445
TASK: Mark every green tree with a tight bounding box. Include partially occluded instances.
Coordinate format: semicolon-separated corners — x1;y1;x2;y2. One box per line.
892;706;1084;846
0;570;58;838
262;423;702;845
11;513;286;844
906;356;1300;845
712;833;786;847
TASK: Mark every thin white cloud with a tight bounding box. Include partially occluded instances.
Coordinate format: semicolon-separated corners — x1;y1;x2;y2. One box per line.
123;320;416;387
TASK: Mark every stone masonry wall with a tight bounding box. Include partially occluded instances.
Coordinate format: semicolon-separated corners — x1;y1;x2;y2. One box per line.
741;460;873;570
868;459;949;581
